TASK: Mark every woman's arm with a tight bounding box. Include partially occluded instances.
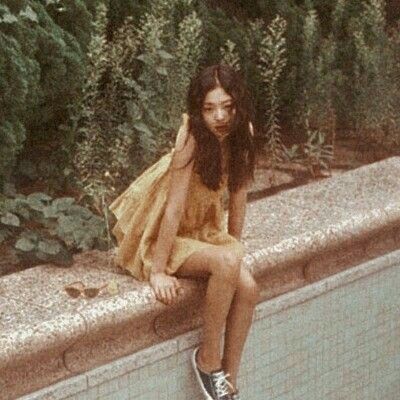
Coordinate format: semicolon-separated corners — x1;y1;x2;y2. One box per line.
151;115;195;273
228;182;249;241
228;121;254;240
149;115;195;305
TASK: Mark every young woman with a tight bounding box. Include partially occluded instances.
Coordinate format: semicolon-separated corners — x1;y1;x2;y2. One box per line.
110;64;260;400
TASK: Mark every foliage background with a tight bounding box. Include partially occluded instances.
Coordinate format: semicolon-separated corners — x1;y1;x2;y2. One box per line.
1;0;399;263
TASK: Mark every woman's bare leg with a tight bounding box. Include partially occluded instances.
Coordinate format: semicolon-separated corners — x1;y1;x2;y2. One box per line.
221;267;259;390
174;245;242;372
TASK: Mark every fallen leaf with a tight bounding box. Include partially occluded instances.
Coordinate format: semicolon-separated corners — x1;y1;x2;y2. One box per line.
107;279;119;295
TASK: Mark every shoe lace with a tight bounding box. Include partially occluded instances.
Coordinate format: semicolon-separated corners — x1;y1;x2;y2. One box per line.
211;370;234;398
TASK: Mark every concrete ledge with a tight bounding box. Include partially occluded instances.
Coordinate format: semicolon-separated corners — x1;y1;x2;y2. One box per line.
1;157;400;399
19;248;400;400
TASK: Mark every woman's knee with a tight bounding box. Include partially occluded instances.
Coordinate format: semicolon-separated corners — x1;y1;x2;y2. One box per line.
212;249;242;285
236;268;260;305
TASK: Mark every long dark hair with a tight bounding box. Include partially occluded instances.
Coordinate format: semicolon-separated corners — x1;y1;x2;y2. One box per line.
186;64;256;193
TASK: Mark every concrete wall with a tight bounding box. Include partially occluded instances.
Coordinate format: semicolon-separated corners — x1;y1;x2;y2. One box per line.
22;249;400;400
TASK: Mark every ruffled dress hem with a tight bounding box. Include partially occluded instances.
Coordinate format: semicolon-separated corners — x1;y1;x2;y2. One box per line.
109;148;245;282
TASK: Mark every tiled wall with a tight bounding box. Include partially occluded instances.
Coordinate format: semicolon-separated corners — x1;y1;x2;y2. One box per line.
24;251;400;400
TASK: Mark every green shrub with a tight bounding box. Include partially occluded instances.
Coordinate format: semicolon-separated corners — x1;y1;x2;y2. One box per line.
0;33;32;187
3;0;399;202
220;39;241;71
0;1;87;191
350;0;400;147
0;191;108;268
294;9;339;136
74;0;205;207
256;16;288;168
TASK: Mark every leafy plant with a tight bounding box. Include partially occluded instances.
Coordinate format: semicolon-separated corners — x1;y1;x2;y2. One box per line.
0;192;109;268
0;1;88;191
256;16;288;170
294;9;339;136
73;0;205;209
350;0;400;148
302;116;334;177
220;39;241;71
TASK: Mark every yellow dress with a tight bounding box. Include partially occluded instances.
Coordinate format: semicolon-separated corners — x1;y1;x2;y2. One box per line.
109;147;245;281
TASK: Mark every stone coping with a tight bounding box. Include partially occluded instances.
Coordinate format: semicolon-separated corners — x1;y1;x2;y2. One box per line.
19;248;400;400
1;157;400;399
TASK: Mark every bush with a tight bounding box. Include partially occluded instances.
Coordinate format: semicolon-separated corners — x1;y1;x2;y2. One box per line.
73;0;205;207
256;16;288;168
0;33;32;188
3;0;399;202
293;9;339;136
0;191;108;268
350;0;400;147
0;1;88;191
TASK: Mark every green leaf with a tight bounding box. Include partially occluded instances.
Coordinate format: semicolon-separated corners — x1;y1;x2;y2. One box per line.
158;49;174;60
57;215;78;234
117;122;134;136
28;192;53;202
52;197;75;211
133;121;153;136
136;54;149;64
156;66;168;76
19;5;38;22
67;205;93;219
1;12;18;24
42;204;59;218
45;0;60;6
38;239;62;255
154;37;162;49
126;102;142;121
14;206;30;220
74;230;94;250
1;212;20;227
15;237;36;252
26;198;46;212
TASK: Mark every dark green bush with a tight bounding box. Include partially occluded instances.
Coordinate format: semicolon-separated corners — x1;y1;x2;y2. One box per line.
0;1;90;190
73;1;206;206
1;0;399;201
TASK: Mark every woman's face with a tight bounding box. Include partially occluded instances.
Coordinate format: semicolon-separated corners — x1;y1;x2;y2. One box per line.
201;86;236;142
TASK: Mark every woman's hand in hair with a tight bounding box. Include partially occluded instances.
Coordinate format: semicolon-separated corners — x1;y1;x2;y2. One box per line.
149;271;184;305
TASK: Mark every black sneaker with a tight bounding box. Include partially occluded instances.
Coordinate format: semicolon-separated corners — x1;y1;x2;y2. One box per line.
191;347;234;400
